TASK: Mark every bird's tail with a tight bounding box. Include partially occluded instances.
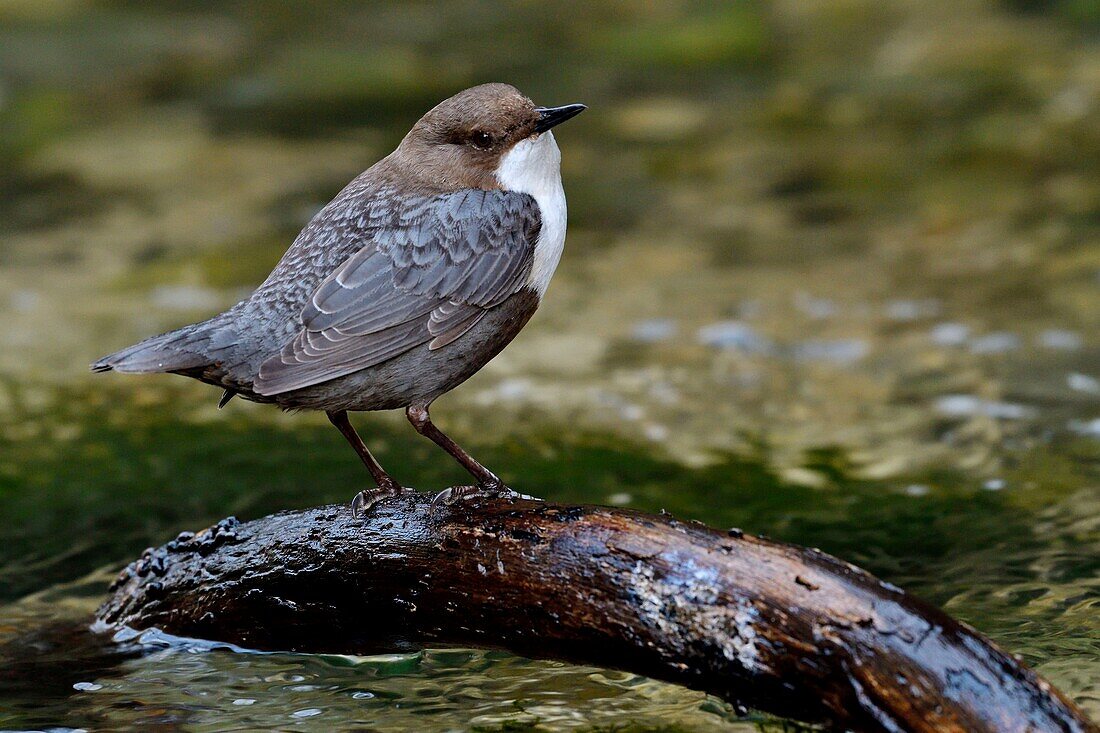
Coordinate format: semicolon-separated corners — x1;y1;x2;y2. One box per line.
91;324;213;374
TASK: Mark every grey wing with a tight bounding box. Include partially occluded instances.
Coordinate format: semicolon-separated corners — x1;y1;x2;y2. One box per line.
252;189;540;396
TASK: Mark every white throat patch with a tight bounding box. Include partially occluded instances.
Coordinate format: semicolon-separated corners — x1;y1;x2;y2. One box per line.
494;131;567;297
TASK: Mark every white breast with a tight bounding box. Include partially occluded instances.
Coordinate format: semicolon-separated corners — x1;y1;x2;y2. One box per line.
494;131;567;298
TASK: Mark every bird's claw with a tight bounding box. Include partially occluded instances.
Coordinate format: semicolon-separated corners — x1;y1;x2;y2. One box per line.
350;481;407;518
430;481;538;514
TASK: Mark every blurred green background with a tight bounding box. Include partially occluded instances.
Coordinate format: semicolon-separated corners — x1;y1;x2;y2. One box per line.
0;0;1097;730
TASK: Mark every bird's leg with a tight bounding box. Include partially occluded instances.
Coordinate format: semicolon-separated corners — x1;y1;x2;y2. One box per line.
327;410;406;516
405;404;520;507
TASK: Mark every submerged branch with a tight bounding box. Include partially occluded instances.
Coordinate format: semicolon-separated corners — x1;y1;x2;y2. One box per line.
97;494;1095;733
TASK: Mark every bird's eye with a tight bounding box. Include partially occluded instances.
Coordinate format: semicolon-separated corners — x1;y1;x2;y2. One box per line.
470;131;493;149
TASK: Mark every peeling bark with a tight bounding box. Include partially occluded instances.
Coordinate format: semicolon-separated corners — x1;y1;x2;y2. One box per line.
97;494;1095;733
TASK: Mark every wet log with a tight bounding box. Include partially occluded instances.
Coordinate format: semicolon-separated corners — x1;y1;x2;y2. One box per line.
96;494;1095;733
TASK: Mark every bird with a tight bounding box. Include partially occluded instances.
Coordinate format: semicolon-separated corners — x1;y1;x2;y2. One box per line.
92;83;585;515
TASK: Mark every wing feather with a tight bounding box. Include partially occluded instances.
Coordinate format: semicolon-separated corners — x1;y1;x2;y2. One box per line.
253;188;540;396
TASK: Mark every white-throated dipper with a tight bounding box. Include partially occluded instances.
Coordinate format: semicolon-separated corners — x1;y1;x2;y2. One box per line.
93;83;585;514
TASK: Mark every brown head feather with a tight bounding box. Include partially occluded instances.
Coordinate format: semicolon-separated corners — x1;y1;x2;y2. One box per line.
391;83;541;190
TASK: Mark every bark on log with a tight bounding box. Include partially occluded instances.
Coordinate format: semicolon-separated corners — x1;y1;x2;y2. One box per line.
96;493;1095;733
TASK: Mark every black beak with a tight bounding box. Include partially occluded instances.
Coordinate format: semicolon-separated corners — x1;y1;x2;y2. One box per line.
534;103;587;133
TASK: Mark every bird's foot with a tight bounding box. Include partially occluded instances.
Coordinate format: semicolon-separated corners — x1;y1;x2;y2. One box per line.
351;480;408;518
430;481;537;513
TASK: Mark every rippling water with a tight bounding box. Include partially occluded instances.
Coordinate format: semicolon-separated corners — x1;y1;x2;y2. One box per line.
3;579;754;731
0;0;1097;730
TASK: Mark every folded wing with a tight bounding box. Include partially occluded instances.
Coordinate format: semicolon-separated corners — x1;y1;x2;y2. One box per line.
253;189;540;396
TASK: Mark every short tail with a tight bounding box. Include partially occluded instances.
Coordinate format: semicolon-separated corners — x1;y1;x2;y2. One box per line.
91;326;212;374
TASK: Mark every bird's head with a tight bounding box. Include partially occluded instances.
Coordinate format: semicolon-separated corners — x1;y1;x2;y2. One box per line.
396;83;585;191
